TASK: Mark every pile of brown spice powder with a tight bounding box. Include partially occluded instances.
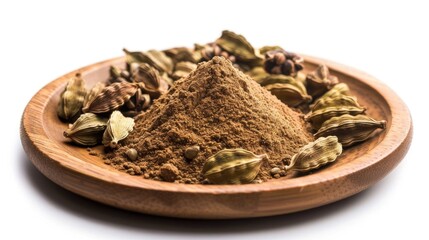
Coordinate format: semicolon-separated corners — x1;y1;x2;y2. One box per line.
106;57;313;184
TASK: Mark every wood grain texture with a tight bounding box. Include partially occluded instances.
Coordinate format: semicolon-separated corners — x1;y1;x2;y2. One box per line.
20;55;412;219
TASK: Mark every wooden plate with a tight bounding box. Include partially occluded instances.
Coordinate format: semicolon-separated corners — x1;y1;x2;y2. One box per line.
20;55;412;219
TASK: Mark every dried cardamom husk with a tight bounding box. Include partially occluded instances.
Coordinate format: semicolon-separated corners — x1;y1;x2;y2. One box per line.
264;83;312;107
123;48;174;75
264;50;304;76
314;114;386;147
215;30;262;64
306;65;339;98
163;47;199;63
83;82;138;114
305;106;366;130
285;136;342;172
63;113;107;146
133;63;169;98
57;73;87;122
202;148;267;184
310;94;362;112
83;82;105;112
172;61;197;80
102;110;135;148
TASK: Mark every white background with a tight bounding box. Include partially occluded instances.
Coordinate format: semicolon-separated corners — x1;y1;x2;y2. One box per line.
1;0;426;239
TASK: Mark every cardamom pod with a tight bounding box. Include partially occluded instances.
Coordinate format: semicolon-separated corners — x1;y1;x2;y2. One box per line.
63;113;107;146
102;111;135;148
318;83;350;101
265;83;312;107
314;114;386;147
259;74;307;94
310;94;362;112
163;47;199;63
123;48;174;75
82;82;105;112
57;73;87;122
172;61;197;80
305;106;366;130
246;66;270;83
215;30;262;64
285;136;342;172
82;82;138;114
259;45;284;55
202;149;267;184
133;63;169;98
306;65;339;98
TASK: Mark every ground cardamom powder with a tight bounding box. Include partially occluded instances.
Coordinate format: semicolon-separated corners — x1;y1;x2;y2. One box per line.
105;57;313;183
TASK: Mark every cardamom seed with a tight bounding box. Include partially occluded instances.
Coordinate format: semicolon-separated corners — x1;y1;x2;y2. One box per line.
57;73;87;122
305;106;366;130
314;114;386;147
82;82;138;114
306;65;339;98
102;110;135;148
202;148;267;184
125;148;138;161
285;136;342;172
264;83;312;107
184;145;200;160
63;113;107;146
264;50;304;76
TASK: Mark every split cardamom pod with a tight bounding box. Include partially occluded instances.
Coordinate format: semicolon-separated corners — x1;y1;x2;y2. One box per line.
314;114;386;147
63;113;107;146
285;136;342;172
305;65;339;98
202;148;267;184
57;73;87;122
82;82;138;114
102;110;135;148
264;83;312;107
123;48;174;75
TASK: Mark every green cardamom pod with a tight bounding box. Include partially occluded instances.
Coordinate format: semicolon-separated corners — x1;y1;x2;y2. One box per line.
63;113;107;146
82;82;138;114
259;74;307;94
310;94;362;112
215;30;262;64
317;83;350;101
163;47;199;64
202;149;267;185
57;73;87;122
102;111;135;148
171;61;197;80
285;136;342;172
306;65;339;98
123;48;174;75
305;106;366;130
314;114;386;147
265;83;312;107
82;82;105;112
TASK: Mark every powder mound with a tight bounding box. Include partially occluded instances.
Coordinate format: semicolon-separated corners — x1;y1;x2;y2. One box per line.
108;56;313;183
